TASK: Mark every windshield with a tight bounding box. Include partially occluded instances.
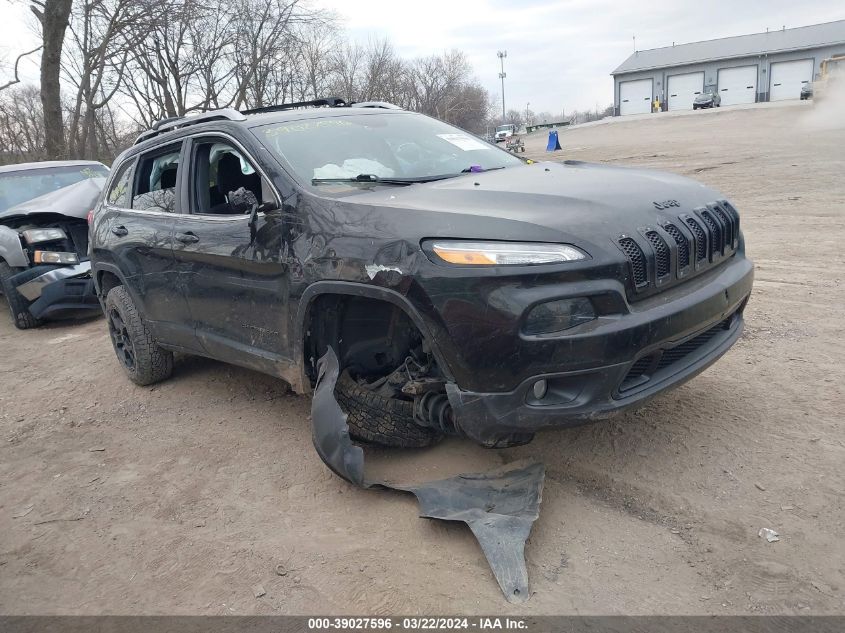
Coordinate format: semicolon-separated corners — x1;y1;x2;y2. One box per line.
495;125;514;133
0;164;109;213
254;112;522;192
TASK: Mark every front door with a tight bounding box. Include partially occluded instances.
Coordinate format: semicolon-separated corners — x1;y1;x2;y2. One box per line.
171;135;292;376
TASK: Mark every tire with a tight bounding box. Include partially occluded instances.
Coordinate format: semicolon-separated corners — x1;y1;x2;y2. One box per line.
105;285;173;385
335;370;441;448
0;260;40;329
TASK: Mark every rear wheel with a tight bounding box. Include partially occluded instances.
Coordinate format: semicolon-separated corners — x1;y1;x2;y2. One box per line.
105;285;173;385
0;261;40;329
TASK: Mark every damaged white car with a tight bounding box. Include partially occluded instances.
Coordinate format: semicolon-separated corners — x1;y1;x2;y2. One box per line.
0;160;109;329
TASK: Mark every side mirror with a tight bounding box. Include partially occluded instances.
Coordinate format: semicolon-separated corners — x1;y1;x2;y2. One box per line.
246;202;279;243
227;187;258;214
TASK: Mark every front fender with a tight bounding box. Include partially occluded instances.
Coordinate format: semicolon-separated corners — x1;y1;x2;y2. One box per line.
292;280;456;394
0;226;28;268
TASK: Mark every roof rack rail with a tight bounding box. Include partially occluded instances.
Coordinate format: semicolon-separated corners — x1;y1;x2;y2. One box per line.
241;97;347;116
349;101;402;109
134;108;246;145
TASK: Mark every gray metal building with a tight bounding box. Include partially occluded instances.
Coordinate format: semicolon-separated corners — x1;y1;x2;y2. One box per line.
612;20;845;115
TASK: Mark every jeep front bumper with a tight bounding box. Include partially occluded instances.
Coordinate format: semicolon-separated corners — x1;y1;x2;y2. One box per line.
430;256;754;447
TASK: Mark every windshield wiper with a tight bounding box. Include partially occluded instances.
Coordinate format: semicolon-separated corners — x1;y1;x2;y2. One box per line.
312;173;452;186
459;166;506;174
312;168;507;186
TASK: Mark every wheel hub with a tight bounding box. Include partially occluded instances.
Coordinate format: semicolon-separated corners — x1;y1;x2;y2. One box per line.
108;308;135;370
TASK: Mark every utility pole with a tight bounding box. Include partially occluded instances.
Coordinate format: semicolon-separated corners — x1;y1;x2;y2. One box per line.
525;101;530;128
497;50;507;122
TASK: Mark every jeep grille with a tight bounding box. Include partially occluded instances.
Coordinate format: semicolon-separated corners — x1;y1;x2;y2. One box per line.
618;200;740;298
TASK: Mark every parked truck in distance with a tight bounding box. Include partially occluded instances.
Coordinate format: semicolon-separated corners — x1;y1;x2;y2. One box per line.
494;124;516;142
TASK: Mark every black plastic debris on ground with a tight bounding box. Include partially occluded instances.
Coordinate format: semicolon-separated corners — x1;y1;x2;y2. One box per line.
311;347;545;603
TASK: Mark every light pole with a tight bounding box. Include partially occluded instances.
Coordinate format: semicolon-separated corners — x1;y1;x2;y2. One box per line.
497;50;507;122
525;101;530;128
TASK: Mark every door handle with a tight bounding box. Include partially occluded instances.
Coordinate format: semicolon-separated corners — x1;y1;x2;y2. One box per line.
111;225;128;237
175;232;199;244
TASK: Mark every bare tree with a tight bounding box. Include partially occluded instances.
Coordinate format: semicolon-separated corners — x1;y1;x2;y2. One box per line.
0;46;43;92
0;85;47;163
63;0;150;159
294;23;338;101
29;0;73;158
3;1;495;159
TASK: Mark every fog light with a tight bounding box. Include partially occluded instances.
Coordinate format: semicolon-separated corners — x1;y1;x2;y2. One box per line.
533;379;548;400
34;251;79;265
523;297;596;335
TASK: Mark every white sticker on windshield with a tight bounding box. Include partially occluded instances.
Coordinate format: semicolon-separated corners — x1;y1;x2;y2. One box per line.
437;134;489;151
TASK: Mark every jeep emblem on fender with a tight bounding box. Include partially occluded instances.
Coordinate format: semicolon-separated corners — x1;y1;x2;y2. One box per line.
653;199;681;210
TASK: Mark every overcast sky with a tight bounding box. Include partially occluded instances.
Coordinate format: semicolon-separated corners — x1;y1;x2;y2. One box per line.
2;0;843;114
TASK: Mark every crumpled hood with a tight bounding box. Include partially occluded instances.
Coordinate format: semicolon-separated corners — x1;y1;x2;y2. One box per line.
342;161;722;244
0;177;106;222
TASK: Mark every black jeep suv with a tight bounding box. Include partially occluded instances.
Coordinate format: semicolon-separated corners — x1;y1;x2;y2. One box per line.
90;98;753;448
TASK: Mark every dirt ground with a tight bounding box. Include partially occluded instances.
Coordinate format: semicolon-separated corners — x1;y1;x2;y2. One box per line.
1;101;843;616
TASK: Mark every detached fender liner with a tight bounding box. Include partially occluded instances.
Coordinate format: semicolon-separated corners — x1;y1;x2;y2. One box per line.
311;347;545;603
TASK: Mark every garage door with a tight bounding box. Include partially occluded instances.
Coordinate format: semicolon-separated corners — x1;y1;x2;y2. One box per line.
619;79;653;115
667;72;704;111
718;65;757;106
770;59;814;101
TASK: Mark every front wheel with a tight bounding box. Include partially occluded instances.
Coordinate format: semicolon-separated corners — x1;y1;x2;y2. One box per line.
0;261;40;329
335;370;442;448
105;285;173;385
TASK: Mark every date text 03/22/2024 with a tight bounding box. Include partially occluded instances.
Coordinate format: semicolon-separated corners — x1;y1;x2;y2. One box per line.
307;617;528;630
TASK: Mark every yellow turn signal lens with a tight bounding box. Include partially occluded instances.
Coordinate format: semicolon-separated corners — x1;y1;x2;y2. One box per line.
432;246;497;265
34;251;79;265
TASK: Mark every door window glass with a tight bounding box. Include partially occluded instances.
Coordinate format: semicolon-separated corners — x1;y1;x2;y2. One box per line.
106;159;135;208
133;147;181;213
191;140;274;215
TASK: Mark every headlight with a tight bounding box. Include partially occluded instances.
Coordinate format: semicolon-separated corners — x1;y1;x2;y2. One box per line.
33;251;79;265
429;241;587;266
21;228;66;244
523;298;596;334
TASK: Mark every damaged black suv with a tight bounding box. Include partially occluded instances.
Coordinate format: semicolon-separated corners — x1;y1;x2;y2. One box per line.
90;98;753;448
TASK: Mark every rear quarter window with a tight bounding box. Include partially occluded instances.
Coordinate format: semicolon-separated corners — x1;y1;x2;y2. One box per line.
106;159;135;208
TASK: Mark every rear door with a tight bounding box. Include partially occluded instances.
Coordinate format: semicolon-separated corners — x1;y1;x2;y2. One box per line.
171;134;292;376
667;72;704;110
101;143;196;349
770;59;814;101
718;65;757;106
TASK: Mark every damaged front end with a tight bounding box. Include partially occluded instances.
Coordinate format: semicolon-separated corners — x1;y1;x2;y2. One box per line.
312;347;545;603
0;178;104;327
